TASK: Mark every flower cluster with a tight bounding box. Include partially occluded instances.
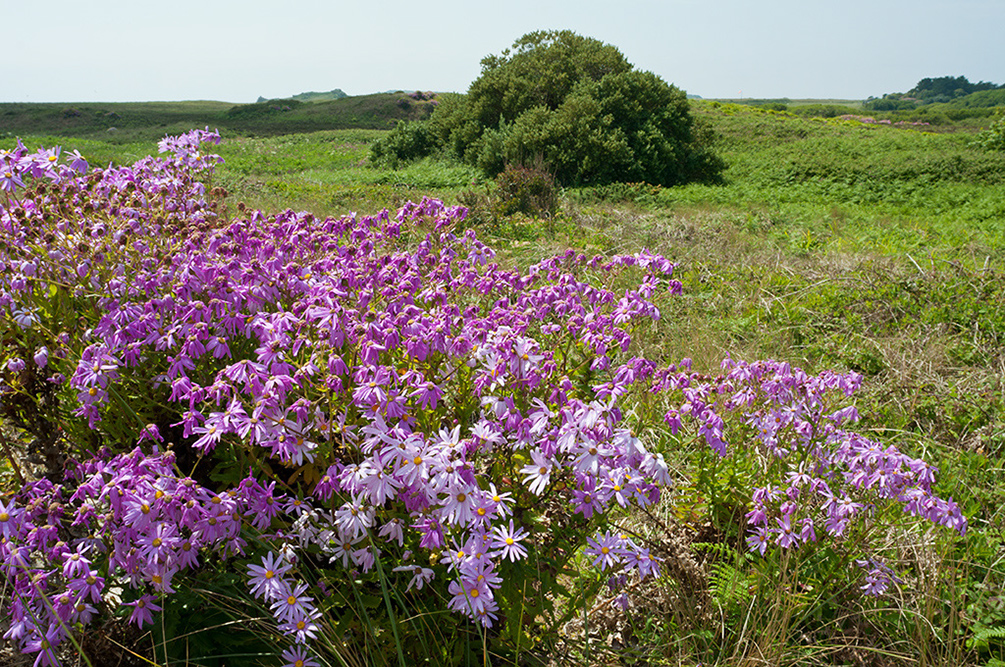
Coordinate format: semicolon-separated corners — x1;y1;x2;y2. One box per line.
0;448;282;663
1;140;87;200
248;552;321;649
0;130;682;659
0;129;966;663
655;356;967;586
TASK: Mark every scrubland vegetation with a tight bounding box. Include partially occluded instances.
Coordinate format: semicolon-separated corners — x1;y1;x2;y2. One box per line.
2;38;1005;667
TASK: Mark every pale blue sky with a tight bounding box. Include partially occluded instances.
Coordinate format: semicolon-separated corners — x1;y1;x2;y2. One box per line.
3;0;1003;102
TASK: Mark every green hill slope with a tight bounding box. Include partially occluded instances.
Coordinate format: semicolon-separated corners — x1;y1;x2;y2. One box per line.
0;92;439;142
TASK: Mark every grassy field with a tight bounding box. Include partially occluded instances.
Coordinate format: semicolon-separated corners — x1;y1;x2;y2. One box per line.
4;98;1005;665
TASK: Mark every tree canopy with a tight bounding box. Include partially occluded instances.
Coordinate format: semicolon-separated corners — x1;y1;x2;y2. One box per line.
371;30;724;187
865;75;1004;110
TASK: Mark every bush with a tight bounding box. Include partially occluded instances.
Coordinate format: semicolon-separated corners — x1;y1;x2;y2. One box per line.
492;163;558;217
973;114;1005;151
384;31;724;187
369;119;435;167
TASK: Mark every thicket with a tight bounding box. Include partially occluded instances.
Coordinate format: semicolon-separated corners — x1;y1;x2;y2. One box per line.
370;31;724;187
865;75;1004;110
974;113;1005;151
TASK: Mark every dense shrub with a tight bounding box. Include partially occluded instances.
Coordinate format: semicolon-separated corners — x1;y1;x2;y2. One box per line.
370;31;724;187
369;119;435;167
973;113;1005;151
492;164;559;218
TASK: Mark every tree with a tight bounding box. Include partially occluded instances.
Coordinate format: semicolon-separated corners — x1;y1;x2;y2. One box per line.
371;30;724;187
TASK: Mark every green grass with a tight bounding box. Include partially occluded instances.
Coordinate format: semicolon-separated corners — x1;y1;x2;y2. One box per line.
577;102;1005;262
208;130;483;218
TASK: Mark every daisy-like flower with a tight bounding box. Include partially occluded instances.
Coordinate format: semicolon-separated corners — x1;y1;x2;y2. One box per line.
124;594;162;628
60;546;92;579
278;607;321;644
746;526;771;556
247;551;291;600
280;645;320;667
520;450;554;496
585;531;622;571
491;520;529;562
270;581;315;624
447;576;492;619
0;498;24;540
33;346;49;368
22;623;62;667
774;514;799;549
377;517;404;546
623;546;661;579
68;148;88;172
393;564;435;592
68;570;105;604
441;484;477;525
333;495;372;539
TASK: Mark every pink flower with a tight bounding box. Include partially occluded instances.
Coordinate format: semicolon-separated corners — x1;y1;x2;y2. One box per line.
124;594;162;627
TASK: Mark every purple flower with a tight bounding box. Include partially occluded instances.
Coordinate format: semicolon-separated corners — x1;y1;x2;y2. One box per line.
270;582;315;625
491;520;529;562
32;347;48;368
585;531;622;571
124;594;162;627
280;645;320;667
393;564;435;591
746;527;771;556
520;450;554;496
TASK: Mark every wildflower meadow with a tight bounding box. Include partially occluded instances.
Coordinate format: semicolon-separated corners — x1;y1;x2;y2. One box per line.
0;130;976;665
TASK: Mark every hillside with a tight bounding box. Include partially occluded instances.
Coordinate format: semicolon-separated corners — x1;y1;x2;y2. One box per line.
291;89;349;102
0;92;439;142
